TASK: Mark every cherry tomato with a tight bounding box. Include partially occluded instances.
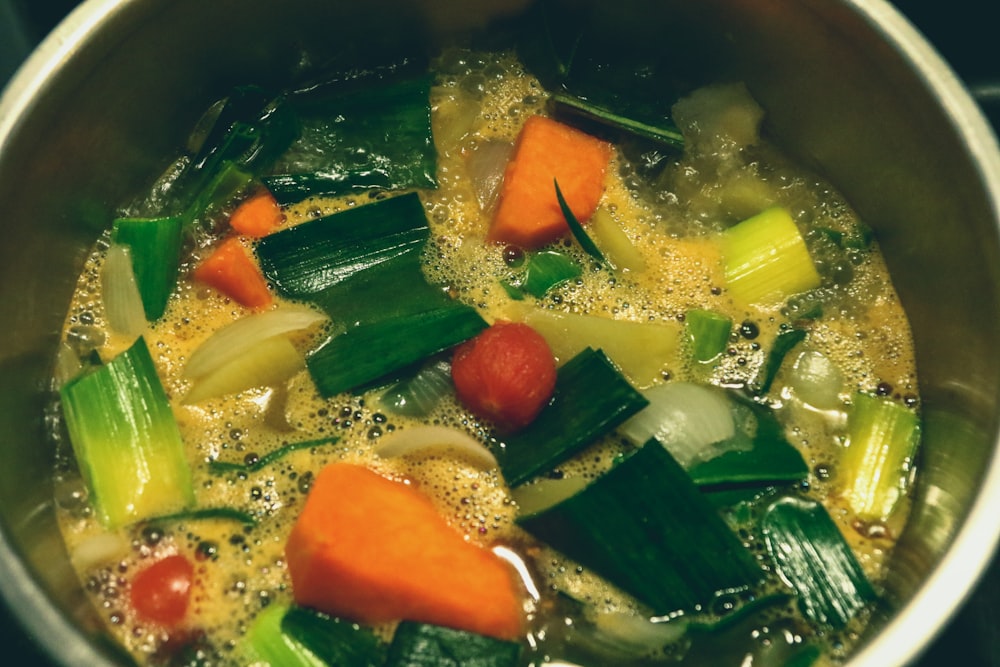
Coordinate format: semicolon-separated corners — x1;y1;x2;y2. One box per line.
451;321;557;431
129;554;194;627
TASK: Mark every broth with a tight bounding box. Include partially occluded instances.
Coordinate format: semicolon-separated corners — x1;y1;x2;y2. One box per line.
51;40;918;667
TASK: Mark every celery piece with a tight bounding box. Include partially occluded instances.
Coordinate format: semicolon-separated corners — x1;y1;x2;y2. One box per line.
111;215;183;321
518;441;762;613
59;337;194;528
762;496;876;628
722;207;821;305
500;348;649;487
685;308;732;363
840;392;921;521
384;621;520;667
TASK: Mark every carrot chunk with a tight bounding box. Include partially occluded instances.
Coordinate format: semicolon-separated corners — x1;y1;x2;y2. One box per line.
489;115;612;249
228;189;284;238
192;237;273;309
285;463;524;640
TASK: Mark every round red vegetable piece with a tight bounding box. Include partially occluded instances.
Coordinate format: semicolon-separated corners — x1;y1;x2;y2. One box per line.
451;321;557;431
129;554;194;627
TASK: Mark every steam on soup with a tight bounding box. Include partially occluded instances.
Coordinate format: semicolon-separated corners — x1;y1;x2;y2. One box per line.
50;13;920;667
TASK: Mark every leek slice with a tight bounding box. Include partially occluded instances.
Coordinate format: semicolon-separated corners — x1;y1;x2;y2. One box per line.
145;507;257;526
246;604;327;667
246;604;384;667
208;437;338;475
555;178;609;266
753;327;808;396
761;496;876;628
499;348;648;487
378;358;452;417
518;441;763;613
722;207;821;306
685;308;732;363
101;244;148;337
384;621;521;667
111;215;183;321
839;392;921;521
504;250;582;299
589;207;646;272
59;337;194;528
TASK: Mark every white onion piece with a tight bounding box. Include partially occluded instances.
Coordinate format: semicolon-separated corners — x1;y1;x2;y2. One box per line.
101;244;147;338
71;533;130;573
466;139;514;212
787;349;845;410
589;610;688;653
620;382;736;467
374;425;497;470
510;476;588;516
184;305;326;379
183;335;305;404
53;341;83;387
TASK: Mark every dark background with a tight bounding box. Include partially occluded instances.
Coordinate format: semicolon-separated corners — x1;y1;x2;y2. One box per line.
0;0;998;664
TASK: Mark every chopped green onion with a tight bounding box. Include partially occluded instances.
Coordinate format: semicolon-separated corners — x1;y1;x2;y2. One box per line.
384;621;521;667
183;335;306;404
722;207;821;305
283;607;386;667
144;507;257;526
555;178;609;266
761;496;876;628
499;348;648;487
839;392;921;521
101;244;148;337
518;440;763;613
378;358;453;417
753;327;808;396
507;250;582;299
552;92;685;148
209;437;339;475
111;215;183;321
244;604;327;667
60;337;194;528
685;308;732;363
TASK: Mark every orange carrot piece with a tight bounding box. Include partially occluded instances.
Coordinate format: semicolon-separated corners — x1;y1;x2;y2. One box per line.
192;237;273;309
285;463;524;640
228;189;284;238
489;115;612;249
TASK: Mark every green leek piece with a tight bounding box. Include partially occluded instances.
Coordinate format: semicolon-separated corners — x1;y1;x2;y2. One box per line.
283;607;385;667
722;207;821;305
518;440;763;613
555;178;609;266
688;395;809;489
246;604;327;667
840;392;921;521
265;74;437;205
507;250;582;299
183;160;255;224
500;348;649;487
256;192;429;299
145;507;257;526
384;621;521;667
307;305;487;398
753;327;808;396
59;337;194;528
379;358;453;417
208;437;340;475
552;93;685;148
685;308;732;363
761;496;876;628
111;215;183;321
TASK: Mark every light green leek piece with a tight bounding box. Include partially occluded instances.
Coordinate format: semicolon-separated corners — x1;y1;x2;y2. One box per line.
722;207;821;305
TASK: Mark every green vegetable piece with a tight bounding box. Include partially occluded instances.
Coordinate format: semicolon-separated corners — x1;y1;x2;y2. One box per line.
685;308;732;363
265;74;438;205
283;607;385;667
552;93;685;148
256;192;429;299
144;507;258;526
839;392;921;521
379;358;453;417
753;327;808;396
60;337;194;528
518;441;763;613
500;348;649;487
307;304;488;398
245;604;324;667
515;250;582;298
555;178;610;266
384;621;521;667
761;496;877;628
208;437;340;475
111;215;183;321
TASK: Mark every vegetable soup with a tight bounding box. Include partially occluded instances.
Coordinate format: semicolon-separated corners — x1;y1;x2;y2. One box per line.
50;12;920;667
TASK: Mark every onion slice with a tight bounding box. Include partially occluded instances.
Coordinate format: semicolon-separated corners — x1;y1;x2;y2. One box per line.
510;476;589;517
184;305;326;380
786;349;844;410
373;425;497;470
101;244;148;338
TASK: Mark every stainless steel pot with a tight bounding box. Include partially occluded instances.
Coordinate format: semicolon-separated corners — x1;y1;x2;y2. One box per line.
2;0;999;664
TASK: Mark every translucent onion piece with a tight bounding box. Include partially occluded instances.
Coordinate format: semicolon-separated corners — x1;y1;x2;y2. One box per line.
374;425;497;470
71;533;131;573
53;341;83;387
183;335;305;404
466;139;514;212
101;244;148;338
620;382;736;467
787;349;845;410
510;476;588;517
184;305;326;380
588;610;688;654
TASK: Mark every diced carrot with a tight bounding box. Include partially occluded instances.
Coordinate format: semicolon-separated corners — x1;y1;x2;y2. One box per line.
192;236;273;309
451;321;557;432
489;115;612;249
228;189;284;238
285;463;524;640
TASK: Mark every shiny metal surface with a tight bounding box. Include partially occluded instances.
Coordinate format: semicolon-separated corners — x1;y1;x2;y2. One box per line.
1;1;999;665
